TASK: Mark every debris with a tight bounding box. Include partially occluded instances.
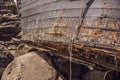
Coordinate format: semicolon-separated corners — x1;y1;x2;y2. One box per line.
0;43;14;79
0;0;21;79
0;14;21;41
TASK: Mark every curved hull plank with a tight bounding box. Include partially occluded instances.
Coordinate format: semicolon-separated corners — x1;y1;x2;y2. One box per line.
20;0;120;51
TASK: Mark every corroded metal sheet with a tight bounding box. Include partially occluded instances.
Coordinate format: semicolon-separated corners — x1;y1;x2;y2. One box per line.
20;0;120;51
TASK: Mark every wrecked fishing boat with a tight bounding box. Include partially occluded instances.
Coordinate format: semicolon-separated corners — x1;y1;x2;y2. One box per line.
17;0;120;79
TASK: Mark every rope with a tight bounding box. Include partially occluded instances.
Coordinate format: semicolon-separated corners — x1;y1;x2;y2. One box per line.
68;39;74;80
68;0;95;80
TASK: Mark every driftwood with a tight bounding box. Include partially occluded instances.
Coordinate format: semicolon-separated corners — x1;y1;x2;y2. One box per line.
0;0;17;15
0;0;20;41
0;14;21;40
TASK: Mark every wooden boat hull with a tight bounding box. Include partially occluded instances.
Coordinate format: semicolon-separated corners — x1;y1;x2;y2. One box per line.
14;0;120;72
20;0;120;51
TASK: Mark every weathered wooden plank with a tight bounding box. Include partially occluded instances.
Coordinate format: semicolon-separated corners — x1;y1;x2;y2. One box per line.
21;0;120;16
21;0;57;8
22;8;120;19
22;0;120;11
21;0;35;4
22;17;120;31
21;23;120;49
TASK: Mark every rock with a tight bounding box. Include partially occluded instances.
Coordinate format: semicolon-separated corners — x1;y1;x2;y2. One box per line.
2;52;58;80
54;58;89;80
0;68;5;79
83;70;105;80
0;44;14;67
82;70;118;80
0;44;14;79
58;76;63;80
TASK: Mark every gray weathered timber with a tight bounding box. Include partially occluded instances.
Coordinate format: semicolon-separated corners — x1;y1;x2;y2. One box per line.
19;0;120;51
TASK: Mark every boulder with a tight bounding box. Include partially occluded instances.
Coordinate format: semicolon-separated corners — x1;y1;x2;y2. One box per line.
0;43;14;79
2;52;58;80
83;70;118;80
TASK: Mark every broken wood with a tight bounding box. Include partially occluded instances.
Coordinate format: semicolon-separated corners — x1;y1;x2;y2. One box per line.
12;38;120;72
